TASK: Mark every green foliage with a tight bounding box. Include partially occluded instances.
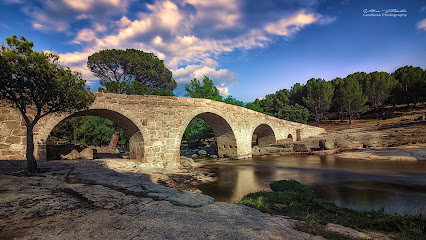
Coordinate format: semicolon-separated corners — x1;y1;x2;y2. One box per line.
303;78;334;126
240;180;426;240
392;66;426;106
335;76;368;124
49;116;128;147
182;117;214;148
185;76;222;101
222;96;244;107
0;35;94;173
81;116;115;146
88;48;176;94
365;71;397;111
102;80;174;96
245;99;263;113
274;104;309;124
289;83;305;106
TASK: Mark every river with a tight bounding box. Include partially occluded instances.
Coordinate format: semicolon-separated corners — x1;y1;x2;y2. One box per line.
196;155;426;215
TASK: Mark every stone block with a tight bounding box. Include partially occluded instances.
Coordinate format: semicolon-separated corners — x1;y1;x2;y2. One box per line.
319;139;334;150
5;121;20;129
10;144;25;151
5;136;22;144
293;143;310;152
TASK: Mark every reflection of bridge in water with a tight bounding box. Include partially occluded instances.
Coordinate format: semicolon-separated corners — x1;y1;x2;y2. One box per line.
0;93;324;164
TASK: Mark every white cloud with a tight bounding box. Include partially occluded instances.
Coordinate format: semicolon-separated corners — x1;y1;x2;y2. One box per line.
173;59;236;86
216;85;230;96
265;10;317;36
418;18;426;30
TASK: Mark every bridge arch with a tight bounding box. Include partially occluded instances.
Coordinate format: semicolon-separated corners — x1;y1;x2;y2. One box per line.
252;124;277;148
34;108;147;162
177;111;238;158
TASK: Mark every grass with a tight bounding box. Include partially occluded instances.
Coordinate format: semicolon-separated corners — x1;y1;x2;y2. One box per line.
239;180;425;240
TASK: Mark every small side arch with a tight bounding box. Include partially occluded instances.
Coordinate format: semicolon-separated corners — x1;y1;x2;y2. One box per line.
252;124;276;148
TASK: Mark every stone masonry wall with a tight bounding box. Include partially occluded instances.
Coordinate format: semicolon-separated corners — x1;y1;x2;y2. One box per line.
0;93;325;163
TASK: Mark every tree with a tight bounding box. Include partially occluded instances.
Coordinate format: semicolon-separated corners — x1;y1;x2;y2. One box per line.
87;48;176;95
81;117;115;146
0;35;95;173
223;96;244;107
392;66;425;107
365;71;397;118
275;104;310;124
303;78;334;127
330;77;345;122
182;117;214;148
336;76;368;125
289;82;305;106
245;99;263;113
184;76;222;101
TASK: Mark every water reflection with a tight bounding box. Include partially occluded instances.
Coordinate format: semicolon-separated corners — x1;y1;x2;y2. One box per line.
197;155;426;214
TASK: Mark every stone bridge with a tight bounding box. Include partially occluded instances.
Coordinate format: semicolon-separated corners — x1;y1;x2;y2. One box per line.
0;93;325;164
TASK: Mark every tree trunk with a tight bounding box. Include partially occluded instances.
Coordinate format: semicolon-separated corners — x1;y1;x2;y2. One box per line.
108;125;120;149
26;124;37;173
315;106;320;127
349;112;352;125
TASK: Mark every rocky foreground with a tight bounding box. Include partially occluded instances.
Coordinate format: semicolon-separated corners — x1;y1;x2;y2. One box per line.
0;159;325;240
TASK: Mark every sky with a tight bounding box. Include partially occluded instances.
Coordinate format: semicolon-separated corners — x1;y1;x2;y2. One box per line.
0;0;425;102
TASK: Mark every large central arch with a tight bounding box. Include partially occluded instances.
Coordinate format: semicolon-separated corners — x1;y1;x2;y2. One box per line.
35;109;145;162
179;112;238;158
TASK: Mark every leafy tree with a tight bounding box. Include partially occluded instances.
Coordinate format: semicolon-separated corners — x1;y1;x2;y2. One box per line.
245;99;263;113
365;71;397;118
49;116;129;146
303;78;334;127
182;117;214;148
346;72;367;92
275;104;309;124
392;66;425;107
0;35;95;173
223;96;244;107
184;76;222;101
336;76;368;125
289;82;305;106
330;77;345;122
87;48;176;95
81;116;115;146
49;116;86;141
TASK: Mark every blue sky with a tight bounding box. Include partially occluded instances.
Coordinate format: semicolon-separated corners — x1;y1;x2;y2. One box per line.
1;0;425;102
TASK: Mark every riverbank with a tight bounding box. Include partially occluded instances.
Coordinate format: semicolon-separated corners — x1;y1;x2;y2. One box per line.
240;180;425;240
0;159;321;239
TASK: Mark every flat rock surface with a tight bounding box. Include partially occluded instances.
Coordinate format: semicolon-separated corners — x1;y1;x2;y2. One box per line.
0;159;322;240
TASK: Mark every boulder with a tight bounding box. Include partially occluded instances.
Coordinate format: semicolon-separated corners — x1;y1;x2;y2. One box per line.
79;148;94;160
60;149;81;160
180;156;196;169
293;143;310;152
210;155;218;159
319;139;334;150
191;154;198;158
198;150;207;156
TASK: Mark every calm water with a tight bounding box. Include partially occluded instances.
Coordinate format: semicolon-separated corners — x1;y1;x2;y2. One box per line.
197;155;426;214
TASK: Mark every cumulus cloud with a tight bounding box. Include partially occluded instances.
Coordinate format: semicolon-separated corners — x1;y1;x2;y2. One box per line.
216;85;230;96
10;0;335;92
173;59;237;86
418;18;426;30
